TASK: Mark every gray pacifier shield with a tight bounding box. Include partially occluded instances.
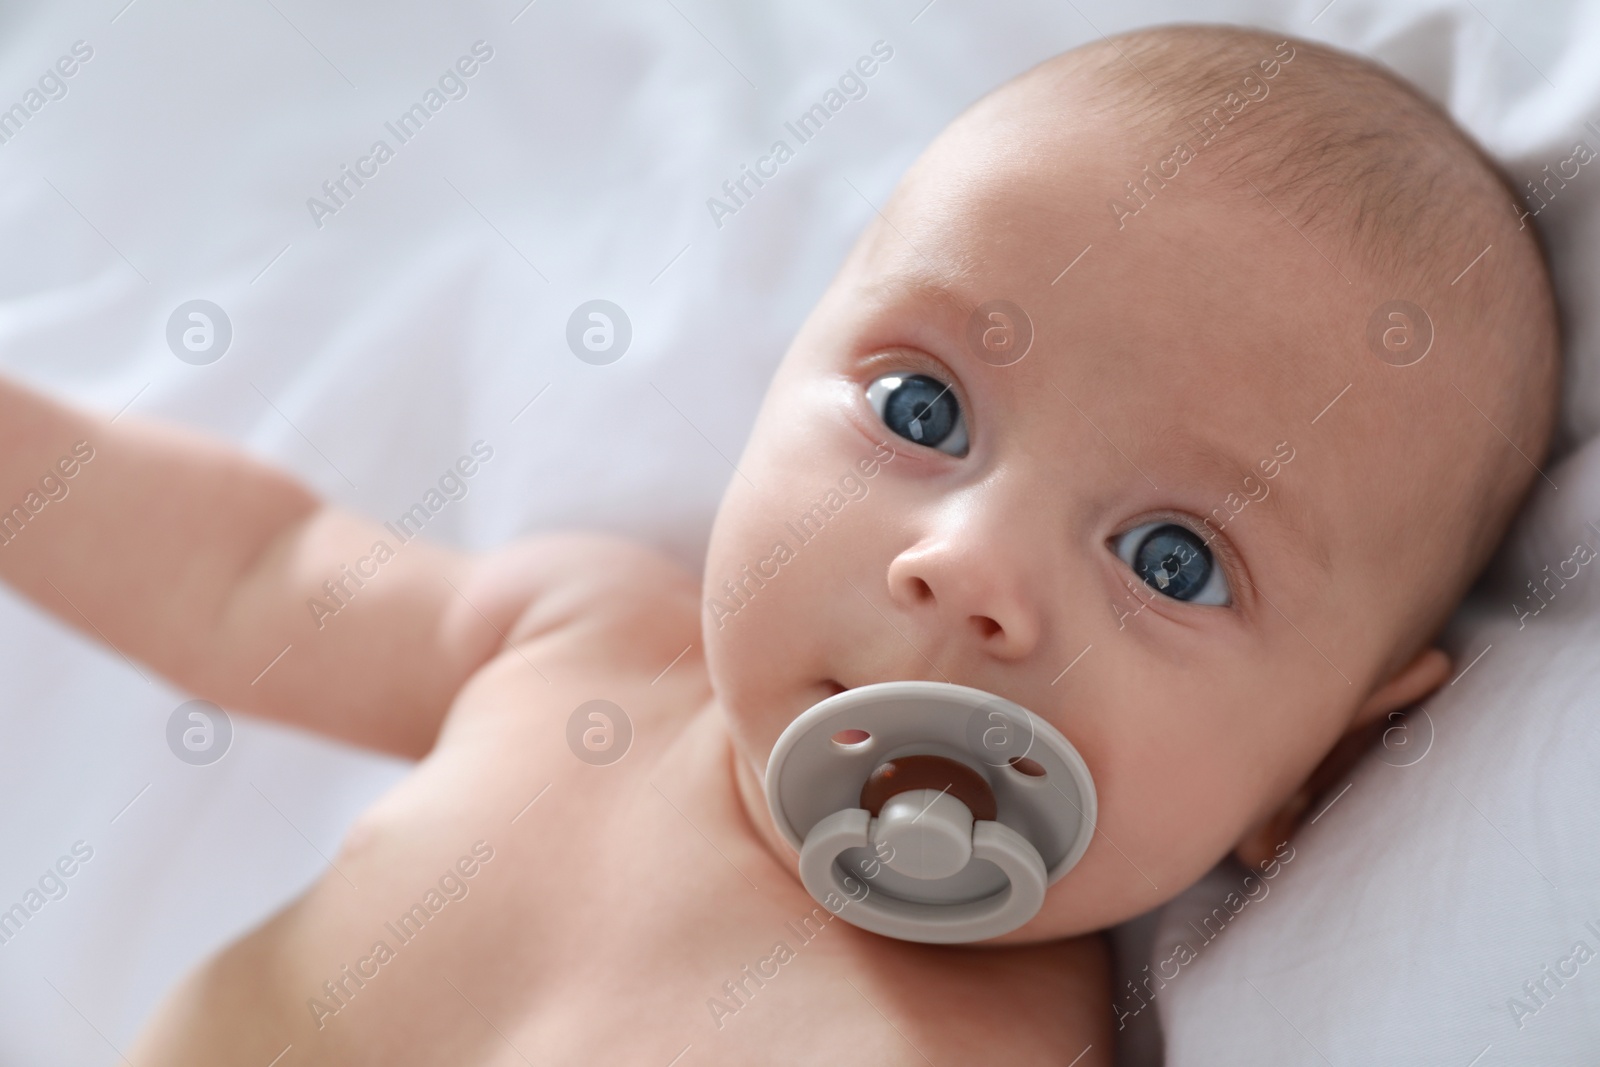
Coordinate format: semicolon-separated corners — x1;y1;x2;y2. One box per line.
764;681;1096;944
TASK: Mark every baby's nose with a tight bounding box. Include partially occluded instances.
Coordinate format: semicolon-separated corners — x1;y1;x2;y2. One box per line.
886;537;1042;660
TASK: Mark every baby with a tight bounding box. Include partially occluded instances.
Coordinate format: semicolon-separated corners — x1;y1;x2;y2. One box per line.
0;23;1558;1066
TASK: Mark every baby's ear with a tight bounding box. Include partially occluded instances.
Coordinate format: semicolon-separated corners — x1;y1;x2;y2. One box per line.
1349;647;1452;730
1232;647;1452;870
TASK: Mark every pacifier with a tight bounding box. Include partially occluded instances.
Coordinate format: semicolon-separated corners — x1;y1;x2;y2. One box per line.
763;680;1097;944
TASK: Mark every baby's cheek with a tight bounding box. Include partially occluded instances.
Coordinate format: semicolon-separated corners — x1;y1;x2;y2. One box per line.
1050;684;1275;926
702;510;804;668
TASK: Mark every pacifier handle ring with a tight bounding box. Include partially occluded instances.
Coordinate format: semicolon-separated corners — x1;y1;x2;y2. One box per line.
797;808;1049;944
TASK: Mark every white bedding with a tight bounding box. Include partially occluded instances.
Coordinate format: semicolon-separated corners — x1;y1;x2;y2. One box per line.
0;0;1593;1062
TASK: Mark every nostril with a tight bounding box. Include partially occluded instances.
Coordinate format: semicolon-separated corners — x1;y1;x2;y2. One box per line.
972;615;1002;639
909;577;934;602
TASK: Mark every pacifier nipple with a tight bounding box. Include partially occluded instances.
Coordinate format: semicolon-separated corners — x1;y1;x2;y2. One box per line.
861;755;993;879
875;788;973;879
764;681;1097;944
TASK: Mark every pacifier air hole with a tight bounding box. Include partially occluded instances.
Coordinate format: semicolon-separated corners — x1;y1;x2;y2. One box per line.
831;728;871;747
1008;756;1046;777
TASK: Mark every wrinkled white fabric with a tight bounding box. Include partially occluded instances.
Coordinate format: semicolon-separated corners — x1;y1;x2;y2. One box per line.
0;0;1593;1061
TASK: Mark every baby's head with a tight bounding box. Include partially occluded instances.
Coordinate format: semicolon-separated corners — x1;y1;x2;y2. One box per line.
704;24;1559;938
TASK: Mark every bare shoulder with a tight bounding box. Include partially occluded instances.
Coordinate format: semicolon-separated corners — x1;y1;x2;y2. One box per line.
456;529;704;680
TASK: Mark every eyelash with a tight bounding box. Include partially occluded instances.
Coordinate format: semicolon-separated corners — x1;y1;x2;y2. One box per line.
857;350;966;399
855;349;972;447
1110;510;1250;612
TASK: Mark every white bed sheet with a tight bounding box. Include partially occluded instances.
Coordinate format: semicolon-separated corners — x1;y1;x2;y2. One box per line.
0;0;1593;1062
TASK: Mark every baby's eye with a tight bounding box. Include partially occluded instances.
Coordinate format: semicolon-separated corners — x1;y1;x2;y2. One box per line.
864;373;968;456
1113;522;1230;605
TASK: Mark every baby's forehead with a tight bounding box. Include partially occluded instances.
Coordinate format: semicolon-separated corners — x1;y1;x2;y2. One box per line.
851;150;1355;381
870;114;1113;252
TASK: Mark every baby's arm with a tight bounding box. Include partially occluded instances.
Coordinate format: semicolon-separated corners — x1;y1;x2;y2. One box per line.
0;376;578;756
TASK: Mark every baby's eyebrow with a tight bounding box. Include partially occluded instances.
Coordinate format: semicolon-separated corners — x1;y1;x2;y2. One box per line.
1153;429;1331;579
856;273;978;334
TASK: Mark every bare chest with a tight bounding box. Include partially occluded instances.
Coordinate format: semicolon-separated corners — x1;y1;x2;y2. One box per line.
133;614;1099;1065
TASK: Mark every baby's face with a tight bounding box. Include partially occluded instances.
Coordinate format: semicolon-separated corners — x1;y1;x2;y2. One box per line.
704;103;1458;937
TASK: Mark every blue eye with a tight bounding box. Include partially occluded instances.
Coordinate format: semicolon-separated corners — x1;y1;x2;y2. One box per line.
865;373;968;456
1113;522;1230;605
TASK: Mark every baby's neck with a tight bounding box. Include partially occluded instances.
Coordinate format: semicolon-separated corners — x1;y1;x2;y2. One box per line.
675;697;816;905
